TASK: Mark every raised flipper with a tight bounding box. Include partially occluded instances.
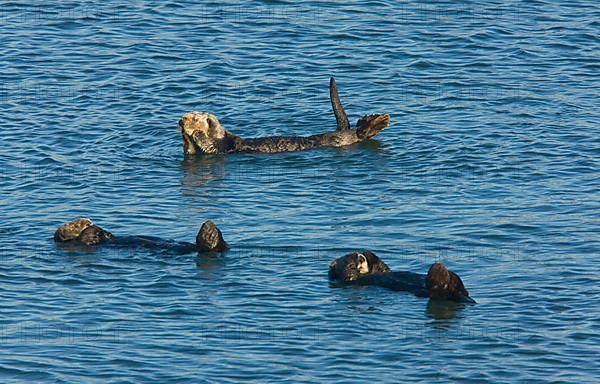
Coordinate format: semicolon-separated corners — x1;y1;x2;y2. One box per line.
330;77;350;131
356;114;390;140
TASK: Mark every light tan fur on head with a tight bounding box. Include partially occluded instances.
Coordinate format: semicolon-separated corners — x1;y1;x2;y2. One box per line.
179;111;228;155
54;218;93;242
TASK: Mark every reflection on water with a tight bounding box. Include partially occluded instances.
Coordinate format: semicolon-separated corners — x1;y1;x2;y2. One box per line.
425;299;465;321
351;139;388;153
195;253;226;271
56;242;103;255
59;248;105;266
180;155;228;190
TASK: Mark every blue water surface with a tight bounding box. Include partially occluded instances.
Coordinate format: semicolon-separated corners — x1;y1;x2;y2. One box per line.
1;1;599;383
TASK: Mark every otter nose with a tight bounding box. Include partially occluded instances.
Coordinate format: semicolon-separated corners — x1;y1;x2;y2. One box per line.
178;119;184;128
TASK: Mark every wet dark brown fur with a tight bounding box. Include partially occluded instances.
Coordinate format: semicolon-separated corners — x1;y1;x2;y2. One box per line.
54;218;228;253
77;225;114;245
425;263;471;302
328;251;391;282
179;78;390;155
328;252;475;303
196;220;229;253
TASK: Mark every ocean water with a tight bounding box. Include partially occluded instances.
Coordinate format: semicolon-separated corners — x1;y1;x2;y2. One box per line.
1;1;599;382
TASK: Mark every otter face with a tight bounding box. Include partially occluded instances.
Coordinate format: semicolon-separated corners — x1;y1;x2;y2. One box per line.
179;112;228;155
77;225;113;245
426;263;475;303
196;220;229;253
328;251;391;282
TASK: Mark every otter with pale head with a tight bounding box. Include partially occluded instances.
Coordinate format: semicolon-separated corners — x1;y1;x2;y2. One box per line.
54;218;228;253
179;78;390;155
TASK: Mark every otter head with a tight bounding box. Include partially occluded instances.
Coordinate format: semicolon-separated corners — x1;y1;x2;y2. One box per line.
356;114;390;140
328;251;391;282
426;263;475;303
179;112;232;155
77;225;114;245
196;220;229;253
54;218;94;242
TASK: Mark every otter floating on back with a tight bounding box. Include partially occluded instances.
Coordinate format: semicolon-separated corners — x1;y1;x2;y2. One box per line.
329;251;476;303
179;78;390;155
54;218;229;254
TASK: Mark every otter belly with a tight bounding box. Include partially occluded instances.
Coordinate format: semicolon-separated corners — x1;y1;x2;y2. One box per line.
351;272;429;297
239;131;359;153
110;236;197;254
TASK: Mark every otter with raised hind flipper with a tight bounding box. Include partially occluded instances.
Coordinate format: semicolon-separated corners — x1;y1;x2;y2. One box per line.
178;77;390;155
54;218;229;254
328;251;476;303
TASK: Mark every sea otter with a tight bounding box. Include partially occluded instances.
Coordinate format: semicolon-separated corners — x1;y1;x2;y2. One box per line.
329;251;476;303
179;77;390;155
54;218;229;253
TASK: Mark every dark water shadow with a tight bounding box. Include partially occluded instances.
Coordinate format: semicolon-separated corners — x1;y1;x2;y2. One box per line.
55;242;104;255
351;139;388;154
54;242;107;265
54;238;214;266
195;251;227;270
425;299;468;322
177;140;389;197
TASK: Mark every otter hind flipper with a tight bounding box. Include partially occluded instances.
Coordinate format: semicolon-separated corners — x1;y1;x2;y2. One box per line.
196;220;229;253
330;77;350;131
